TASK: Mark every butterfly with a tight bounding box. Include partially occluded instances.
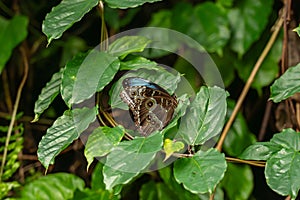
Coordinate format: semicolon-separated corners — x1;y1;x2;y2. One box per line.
120;77;178;136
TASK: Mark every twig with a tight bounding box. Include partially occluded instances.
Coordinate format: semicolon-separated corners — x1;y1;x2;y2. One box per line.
226;157;265;167
2;69;13;113
0;45;29;182
215;17;284;152
258;101;273;141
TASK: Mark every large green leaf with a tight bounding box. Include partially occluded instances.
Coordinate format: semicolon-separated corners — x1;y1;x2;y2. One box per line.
178;86;227;145
0;15;28;73
108;36;151;60
91;163;106;191
265;149;300;200
158;166;201;200
119;56;158;71
104;0;162;9
191;2;230;54
221;163;253;200
240;129;300;199
71;51;120;104
33;68;63;122
270;63;300;103
174;148;227;194
42;0;99;44
20;173;85;200
85;126;124;169
61;53;88;107
38;107;97;169
103;132;163;189
228;0;273;56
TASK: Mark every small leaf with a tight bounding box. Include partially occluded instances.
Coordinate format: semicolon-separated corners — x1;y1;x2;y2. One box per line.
239;142;282;161
103;132;163;189
174;148;227;194
108;36;151;59
104;0;162;9
61;53;88;107
85;126;124;169
38;107;97;169
178;86;227;145
0;15;28;73
228;0;273;56
71;51;120;104
163;139;184;161
293;25;300;37
270;63;300;103
42;0;99;44
20;173;85;200
33;68;63;122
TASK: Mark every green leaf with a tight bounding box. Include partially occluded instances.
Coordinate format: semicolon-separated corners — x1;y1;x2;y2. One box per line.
265;149;300;199
192;2;230;54
239;129;300;199
223;99;256;157
235;32;282;92
33;68;63;122
104;0;162;9
61;53;88;107
270;63;300;103
38;107;97;169
119;56;158;71
163;139;184;161
147;10;172;28
91;163;106;191
20;173;85;200
293;25;300;37
103;132;163;189
139;181;159;200
178;86;227;145
85;126;124;169
174;148;227;194
228;0;273;56
239;142;282;161
71;51;120;104
0;181;20;199
0;15;28;73
221;163;253;200
158;166;200;200
108;36;151;59
42;0;99;44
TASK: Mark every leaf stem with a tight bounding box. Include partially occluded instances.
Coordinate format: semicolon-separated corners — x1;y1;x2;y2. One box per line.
215;17;284;152
0;45;29;182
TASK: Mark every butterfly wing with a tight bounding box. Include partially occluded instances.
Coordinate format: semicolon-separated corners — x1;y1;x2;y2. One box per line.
120;77;178;136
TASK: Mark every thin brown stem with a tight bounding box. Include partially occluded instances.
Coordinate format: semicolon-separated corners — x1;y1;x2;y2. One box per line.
0;45;29;182
258;101;273;141
215;17;284;152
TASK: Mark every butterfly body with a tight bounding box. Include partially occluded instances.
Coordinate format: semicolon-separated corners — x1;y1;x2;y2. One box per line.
120;77;178;136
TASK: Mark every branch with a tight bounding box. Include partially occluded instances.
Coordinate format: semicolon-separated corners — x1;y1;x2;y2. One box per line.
215;17;284;152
